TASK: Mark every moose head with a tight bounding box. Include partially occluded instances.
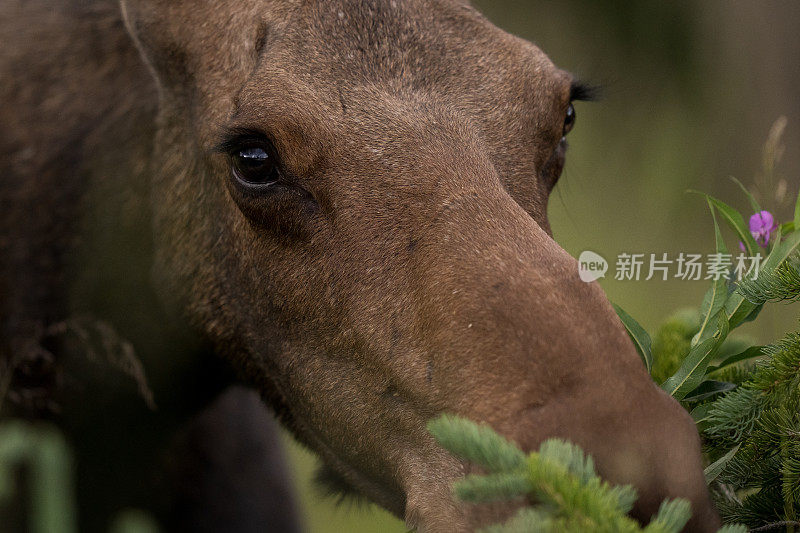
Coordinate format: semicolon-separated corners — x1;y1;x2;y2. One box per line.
120;0;718;530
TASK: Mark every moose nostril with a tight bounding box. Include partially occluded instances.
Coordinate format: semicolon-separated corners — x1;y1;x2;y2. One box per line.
383;383;403;402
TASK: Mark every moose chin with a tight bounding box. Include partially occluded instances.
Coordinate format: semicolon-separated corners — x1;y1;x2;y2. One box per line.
1;0;719;531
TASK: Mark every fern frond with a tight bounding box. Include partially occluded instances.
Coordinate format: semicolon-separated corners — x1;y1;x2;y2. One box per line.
717;441;781;488
455;472;530;503
525;446;641;532
750;332;800;398
715;525;748;533
643;499;692;533
428;415;526;473
707;361;757;386
718;485;784;527
479;508;552;533
430;415;743;532
757;406;800;440
738;253;800;304
704;387;762;443
537;439;597;484
782;440;800;514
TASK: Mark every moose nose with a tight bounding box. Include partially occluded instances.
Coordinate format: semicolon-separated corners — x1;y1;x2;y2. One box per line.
401;184;718;531
412;183;638;402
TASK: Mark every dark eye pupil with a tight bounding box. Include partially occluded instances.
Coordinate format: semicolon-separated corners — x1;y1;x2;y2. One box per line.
563;103;576;135
232;145;278;184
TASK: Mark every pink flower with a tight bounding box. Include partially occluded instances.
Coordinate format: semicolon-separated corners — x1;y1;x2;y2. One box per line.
749;211;777;247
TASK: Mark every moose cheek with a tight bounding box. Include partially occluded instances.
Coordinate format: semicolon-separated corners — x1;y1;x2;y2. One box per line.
540;141;567;192
226;181;322;239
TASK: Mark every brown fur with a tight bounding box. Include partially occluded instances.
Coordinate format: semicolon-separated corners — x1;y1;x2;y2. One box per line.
1;0;719;531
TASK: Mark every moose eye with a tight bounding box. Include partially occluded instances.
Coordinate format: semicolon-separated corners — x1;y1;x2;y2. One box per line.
231;144;279;186
563;102;576;136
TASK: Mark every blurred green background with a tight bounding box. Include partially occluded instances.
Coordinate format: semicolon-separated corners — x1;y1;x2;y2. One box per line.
284;1;800;531
3;2;799;532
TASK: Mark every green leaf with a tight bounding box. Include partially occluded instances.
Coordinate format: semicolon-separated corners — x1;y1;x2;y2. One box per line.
691;192;759;257
769;227;800;268
737;302;763;325
704;444;741;484
729;176;761;213
795;184;800;230
706;346;764;374
692;202;730;347
723;293;758;331
691;403;714;432
663;311;729;400
682;380;736;403
612;303;653;373
727;303;758;334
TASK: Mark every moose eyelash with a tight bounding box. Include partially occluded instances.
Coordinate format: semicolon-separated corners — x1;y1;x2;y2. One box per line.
211;128;272;154
570;80;602;102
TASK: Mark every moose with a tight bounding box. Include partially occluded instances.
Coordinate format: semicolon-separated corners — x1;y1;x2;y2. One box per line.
0;0;719;531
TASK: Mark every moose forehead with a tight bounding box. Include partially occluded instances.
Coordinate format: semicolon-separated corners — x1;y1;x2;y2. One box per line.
206;0;575;162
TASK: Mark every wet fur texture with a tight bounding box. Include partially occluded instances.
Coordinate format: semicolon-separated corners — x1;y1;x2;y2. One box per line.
1;0;719;531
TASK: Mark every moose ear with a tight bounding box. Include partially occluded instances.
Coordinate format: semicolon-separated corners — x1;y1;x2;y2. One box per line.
120;0;191;91
120;0;264;97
